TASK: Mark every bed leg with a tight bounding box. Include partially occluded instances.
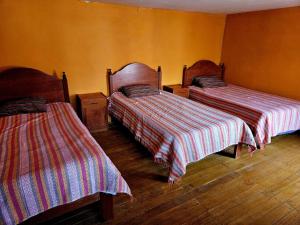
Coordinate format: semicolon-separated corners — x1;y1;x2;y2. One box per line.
217;144;242;159
99;193;114;221
234;144;242;159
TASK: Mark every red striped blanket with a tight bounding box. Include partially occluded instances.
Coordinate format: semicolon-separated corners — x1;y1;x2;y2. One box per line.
0;103;131;225
109;91;256;182
189;85;300;145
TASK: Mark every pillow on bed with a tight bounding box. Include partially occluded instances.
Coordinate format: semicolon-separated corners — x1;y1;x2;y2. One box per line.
0;97;47;117
192;75;227;88
119;84;160;98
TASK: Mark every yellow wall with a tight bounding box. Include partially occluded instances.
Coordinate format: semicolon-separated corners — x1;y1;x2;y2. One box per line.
0;0;225;101
222;7;300;100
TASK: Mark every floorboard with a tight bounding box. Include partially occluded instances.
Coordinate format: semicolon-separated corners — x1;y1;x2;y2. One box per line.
40;126;300;225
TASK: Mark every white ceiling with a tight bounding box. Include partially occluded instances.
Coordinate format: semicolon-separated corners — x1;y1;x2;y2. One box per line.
85;0;300;13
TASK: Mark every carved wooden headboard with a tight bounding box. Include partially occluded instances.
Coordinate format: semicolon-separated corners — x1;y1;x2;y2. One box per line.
182;60;224;87
0;67;70;102
107;62;161;95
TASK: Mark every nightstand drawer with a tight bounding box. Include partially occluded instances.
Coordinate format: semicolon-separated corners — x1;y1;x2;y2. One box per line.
174;89;188;96
81;96;107;105
81;98;102;105
83;105;107;131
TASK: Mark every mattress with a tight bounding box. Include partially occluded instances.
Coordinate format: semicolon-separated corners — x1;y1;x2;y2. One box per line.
189;84;300;145
0;102;131;225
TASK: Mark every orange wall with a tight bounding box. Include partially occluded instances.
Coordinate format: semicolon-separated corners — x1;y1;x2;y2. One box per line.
222;7;300;100
0;0;225;100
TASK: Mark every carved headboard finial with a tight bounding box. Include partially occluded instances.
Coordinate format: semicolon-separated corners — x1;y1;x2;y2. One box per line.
182;65;188;87
157;66;161;72
107;68;112;76
219;63;225;80
62;71;67;78
53;70;58;77
107;68;113;95
62;72;70;102
157;66;162;89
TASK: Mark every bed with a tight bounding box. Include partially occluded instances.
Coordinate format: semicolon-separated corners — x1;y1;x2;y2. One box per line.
107;63;256;183
0;67;131;225
183;60;300;148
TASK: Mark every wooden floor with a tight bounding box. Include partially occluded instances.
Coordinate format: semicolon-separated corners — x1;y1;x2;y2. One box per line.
45;126;300;225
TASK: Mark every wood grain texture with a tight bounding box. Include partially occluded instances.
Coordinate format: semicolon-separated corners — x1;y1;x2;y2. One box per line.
20;193;101;225
107;63;161;95
77;92;108;133
29;127;300;224
182;60;224;87
20;194;114;225
163;84;189;98
0;67;69;103
97;127;300;225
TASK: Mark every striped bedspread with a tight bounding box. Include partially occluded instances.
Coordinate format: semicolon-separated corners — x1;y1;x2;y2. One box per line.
109;91;256;182
189;85;300;145
0;103;131;225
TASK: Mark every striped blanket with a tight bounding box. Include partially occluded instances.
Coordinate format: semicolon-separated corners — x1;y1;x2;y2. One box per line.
189;85;300;145
0;103;131;225
109;91;256;182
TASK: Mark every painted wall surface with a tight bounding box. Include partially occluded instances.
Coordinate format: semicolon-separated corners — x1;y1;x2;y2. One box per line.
222;7;300;100
0;0;225;100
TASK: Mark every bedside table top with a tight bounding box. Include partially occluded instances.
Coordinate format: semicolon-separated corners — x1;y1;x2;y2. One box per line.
77;92;106;100
163;84;188;90
163;84;189;98
163;84;183;89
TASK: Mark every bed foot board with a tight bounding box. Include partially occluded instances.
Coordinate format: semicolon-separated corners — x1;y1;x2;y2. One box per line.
99;193;114;221
218;143;242;159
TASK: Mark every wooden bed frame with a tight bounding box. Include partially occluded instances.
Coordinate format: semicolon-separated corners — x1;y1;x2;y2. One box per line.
0;67;113;224
107;62;162;95
107;62;241;159
182;60;244;157
182;60;225;87
182;60;264;150
183;61;243;157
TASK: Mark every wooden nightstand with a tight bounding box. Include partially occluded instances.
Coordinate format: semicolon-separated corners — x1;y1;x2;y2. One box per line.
163;84;189;98
77;92;108;133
